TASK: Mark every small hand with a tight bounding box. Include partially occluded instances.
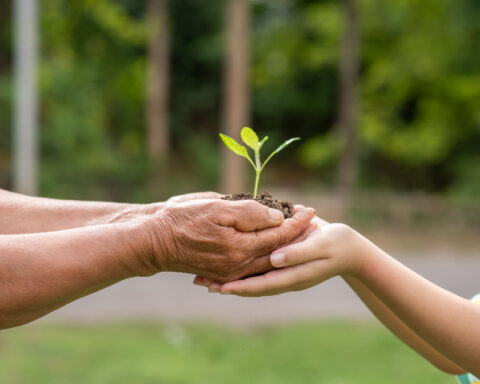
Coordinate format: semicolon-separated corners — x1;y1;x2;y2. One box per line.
197;217;362;296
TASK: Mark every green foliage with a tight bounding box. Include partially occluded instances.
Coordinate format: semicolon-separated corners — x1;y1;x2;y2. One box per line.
39;0;149;200
220;127;299;197
449;155;480;204
299;132;339;169
0;0;479;199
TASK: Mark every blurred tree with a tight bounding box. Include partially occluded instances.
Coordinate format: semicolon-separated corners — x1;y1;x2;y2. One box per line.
13;0;39;196
221;0;250;193
0;0;12;188
40;0;149;200
147;0;170;178
336;0;359;204
359;0;480;194
0;0;477;202
0;0;10;72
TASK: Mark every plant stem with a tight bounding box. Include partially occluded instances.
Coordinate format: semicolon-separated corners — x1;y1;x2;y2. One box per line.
254;171;260;198
253;149;261;198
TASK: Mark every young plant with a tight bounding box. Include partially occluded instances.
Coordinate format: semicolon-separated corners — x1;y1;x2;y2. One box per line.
220;127;300;198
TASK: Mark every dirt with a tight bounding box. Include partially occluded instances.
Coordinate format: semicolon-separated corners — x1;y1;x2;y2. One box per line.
222;191;294;219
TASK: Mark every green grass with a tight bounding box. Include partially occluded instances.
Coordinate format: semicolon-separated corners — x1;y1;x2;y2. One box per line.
0;321;454;384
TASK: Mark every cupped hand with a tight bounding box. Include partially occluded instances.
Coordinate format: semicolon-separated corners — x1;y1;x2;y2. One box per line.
199;217;363;296
142;199;315;282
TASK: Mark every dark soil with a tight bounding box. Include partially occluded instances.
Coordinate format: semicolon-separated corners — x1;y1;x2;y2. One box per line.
222;191;294;219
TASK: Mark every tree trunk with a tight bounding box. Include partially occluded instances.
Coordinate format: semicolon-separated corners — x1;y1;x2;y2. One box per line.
147;0;170;181
13;0;39;196
336;0;360;210
220;0;250;194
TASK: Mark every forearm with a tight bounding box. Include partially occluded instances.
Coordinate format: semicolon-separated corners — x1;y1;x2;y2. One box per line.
0;189;149;234
0;222;153;329
343;276;465;374
355;236;480;376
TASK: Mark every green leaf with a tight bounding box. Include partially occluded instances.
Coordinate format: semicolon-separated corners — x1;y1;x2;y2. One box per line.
219;133;255;166
258;136;269;149
261;137;300;171
275;137;301;153
240;127;259;150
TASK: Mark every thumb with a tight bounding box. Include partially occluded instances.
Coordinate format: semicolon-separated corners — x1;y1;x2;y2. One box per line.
218;200;284;232
270;230;323;268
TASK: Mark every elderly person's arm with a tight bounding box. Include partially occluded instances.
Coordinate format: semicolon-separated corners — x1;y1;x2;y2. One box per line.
0;188;220;234
0;198;314;329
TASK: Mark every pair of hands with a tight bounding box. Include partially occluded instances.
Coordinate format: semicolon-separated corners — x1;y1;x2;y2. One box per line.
193;217;364;297
121;192;317;283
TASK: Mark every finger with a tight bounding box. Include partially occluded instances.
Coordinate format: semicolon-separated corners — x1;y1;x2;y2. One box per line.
220;259;327;297
193;276;214;287
288;222;317;246
270;230;323;268
201;277;215;286
239;255;275;278
217;200;285;232
208;281;222;292
246;206;316;255
206;254;274;292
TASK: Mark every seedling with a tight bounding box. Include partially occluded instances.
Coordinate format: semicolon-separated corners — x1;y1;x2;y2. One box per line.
220;127;300;198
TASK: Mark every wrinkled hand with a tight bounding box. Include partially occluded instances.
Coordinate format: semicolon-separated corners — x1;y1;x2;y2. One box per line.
142;199;315;283
197;217;362;295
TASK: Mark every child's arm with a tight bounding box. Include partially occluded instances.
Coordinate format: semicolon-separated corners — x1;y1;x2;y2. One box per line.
214;217;480;376
344;276;465;374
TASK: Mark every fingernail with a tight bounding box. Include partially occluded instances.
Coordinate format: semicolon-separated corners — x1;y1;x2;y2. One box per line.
209;287;220;293
269;209;284;221
271;253;286;267
221;291;232;295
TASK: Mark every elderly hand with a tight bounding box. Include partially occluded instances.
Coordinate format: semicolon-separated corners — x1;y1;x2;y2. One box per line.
136;199;315;282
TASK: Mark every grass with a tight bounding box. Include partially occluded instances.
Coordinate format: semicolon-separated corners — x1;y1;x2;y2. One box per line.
0;321;454;384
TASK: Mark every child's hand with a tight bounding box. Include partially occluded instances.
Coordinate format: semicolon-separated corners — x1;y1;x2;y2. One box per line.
202;217;365;297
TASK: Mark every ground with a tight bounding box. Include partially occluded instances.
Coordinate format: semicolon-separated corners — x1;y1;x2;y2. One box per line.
0;322;453;384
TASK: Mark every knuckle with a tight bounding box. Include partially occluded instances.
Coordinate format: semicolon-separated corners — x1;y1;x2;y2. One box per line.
265;230;281;250
273;230;287;248
202;200;222;215
287;250;300;266
238;199;261;214
329;223;354;241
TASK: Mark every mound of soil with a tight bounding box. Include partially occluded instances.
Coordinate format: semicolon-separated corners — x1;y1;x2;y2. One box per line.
222;191;294;219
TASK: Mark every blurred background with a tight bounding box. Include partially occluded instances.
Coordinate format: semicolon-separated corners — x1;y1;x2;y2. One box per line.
0;0;479;382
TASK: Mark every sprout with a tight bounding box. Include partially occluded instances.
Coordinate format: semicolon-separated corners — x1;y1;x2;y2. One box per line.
220;127;300;198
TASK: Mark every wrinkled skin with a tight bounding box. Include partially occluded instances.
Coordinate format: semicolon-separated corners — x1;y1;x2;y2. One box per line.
144;198;316;283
